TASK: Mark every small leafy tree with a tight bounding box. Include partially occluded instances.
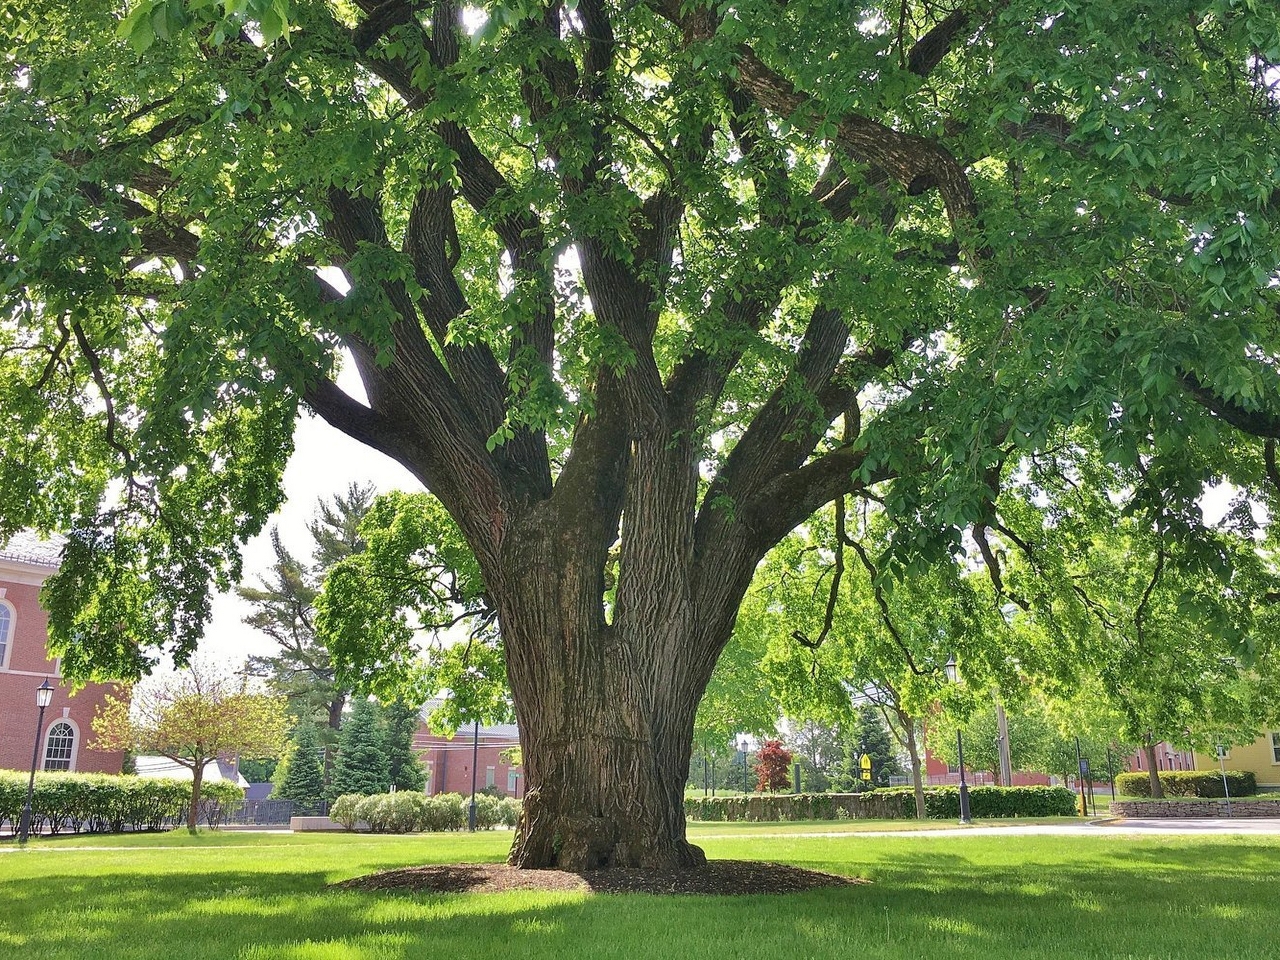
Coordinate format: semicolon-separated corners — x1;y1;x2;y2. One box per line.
92;661;288;830
928;702;1053;783
327;698;389;801
753;740;793;793
784;720;843;793
274;723;326;815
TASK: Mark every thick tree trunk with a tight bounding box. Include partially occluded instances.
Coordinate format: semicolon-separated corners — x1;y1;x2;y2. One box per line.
508;682;705;871
494;437;722;871
499;603;711;869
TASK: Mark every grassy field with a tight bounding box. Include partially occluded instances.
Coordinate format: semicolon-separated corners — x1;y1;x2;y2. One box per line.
2;827;1276;959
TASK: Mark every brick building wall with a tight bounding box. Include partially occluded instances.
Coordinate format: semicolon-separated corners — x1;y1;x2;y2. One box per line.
0;534;126;775
413;721;524;798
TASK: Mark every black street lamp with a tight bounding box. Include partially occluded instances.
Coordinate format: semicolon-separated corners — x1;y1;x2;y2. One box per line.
739;736;751;794
18;678;55;845
467;720;479;832
944;656;972;825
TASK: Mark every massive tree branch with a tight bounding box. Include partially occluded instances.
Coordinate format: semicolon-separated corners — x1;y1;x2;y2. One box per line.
733;47;979;233
906;7;976;77
1181;370;1280;439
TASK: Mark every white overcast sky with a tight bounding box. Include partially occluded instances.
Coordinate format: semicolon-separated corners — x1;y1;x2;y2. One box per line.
202;359;419;666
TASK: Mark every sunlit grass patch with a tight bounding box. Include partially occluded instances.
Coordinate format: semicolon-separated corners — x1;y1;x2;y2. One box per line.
0;830;1275;959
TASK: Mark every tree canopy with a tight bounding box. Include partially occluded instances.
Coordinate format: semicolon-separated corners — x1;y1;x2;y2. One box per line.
5;0;1280;869
92;660;289;828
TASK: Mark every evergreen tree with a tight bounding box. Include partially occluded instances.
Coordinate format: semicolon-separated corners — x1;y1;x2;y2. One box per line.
833;705;903;790
327;699;390;800
274;723;326;815
384;701;427;793
239;484;374;744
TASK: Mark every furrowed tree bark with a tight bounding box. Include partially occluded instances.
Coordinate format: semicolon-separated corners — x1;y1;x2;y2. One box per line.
496;461;715;870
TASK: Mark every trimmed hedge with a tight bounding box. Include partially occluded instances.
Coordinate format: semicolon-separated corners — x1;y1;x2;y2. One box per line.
0;770;244;835
330;791;522;833
684;786;1077;822
1115;770;1257;799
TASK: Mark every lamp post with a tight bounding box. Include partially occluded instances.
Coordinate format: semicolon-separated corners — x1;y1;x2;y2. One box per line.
739;736;751;795
944;656;972;825
18;678;55;845
467;720;479;832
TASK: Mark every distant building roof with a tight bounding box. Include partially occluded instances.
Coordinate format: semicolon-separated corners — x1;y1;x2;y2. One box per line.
134;755;250;788
419;697;519;738
0;531;65;569
244;782;274;801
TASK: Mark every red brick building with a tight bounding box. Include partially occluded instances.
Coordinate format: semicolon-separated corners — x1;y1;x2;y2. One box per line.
414;720;524;798
0;533;126;775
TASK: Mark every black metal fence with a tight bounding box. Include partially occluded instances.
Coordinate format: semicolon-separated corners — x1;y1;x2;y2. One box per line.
187;798;298;828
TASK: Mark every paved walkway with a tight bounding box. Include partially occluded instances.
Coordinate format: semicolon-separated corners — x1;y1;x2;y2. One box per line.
7;819;1280;851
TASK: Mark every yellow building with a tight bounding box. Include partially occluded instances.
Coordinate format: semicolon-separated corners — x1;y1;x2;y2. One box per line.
1193;732;1280;791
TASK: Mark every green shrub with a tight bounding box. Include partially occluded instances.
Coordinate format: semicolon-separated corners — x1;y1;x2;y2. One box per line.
358;792;428;833
498;797;521;828
1115;770;1256;798
0;770;242;835
474;793;505;830
919;786;1077;819
353;795;383;831
423;793;468;831
684;786;1076;822
329;794;363;831
327;790;517;833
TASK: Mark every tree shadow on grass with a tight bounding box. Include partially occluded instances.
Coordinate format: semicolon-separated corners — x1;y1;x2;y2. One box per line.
0;840;1276;959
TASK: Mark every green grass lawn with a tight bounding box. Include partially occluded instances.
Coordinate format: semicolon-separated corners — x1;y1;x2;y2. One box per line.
1;828;1275;959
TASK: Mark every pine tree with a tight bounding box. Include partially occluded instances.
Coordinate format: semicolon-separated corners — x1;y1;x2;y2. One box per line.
833;704;904;791
384;701;427;793
239;484;374;740
327;699;390;800
275;722;326;815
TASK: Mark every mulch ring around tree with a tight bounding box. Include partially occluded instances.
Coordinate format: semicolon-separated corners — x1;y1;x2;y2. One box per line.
331;860;863;896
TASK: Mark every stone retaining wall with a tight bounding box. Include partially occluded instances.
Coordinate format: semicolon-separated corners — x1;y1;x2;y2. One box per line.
1112;799;1280;818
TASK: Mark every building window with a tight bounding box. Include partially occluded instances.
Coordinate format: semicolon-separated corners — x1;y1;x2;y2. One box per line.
1271;732;1280;764
507;770;518;794
485;766;495;789
43;721;76;771
424;760;433;793
0;600;12;668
